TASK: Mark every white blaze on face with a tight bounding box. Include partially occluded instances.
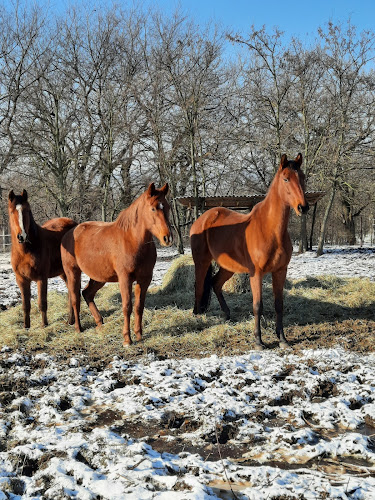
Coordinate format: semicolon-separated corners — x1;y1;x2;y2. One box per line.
16;204;27;240
159;203;164;210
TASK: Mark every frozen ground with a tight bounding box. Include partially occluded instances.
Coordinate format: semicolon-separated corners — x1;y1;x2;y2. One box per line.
0;246;375;499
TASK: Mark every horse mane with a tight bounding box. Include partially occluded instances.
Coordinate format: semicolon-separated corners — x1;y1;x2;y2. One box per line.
115;192;144;231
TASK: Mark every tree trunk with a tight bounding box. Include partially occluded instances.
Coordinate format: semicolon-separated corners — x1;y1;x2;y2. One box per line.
309;202;318;250
298;214;308;253
317;183;336;256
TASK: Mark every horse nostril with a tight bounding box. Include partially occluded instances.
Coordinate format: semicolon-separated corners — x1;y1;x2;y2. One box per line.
163;234;173;245
17;234;24;243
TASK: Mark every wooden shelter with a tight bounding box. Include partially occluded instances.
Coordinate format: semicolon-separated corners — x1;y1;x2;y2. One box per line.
177;192;325;211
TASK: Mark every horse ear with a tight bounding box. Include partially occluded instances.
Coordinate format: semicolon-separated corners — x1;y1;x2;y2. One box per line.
280;154;288;170
21;189;28;201
147;183;156;198
160;183;169;196
8;190;15;202
294;153;303;167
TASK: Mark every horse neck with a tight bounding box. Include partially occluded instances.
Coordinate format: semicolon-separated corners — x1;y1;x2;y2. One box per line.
116;193;153;244
260;173;291;237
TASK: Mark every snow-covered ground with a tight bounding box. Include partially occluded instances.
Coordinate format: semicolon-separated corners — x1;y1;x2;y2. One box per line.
0;246;375;499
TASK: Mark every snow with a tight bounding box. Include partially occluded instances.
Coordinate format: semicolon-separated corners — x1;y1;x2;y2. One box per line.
0;246;375;499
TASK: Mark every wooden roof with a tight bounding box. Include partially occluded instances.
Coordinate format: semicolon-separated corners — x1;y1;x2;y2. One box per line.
177;192;325;210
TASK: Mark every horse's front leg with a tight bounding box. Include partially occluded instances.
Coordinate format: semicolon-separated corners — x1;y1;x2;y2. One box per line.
133;278;151;342
250;272;265;350
272;268;289;348
16;275;31;328
37;279;48;327
119;275;133;347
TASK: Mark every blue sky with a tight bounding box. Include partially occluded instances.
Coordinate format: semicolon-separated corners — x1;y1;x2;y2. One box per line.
9;0;375;43
143;0;375;40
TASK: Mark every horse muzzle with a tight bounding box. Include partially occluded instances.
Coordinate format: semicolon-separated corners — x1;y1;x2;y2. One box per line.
161;233;173;247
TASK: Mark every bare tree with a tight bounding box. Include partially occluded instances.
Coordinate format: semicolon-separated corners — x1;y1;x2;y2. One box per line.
315;22;375;255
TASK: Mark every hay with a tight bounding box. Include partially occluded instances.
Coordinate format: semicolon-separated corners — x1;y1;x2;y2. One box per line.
222;273;250;293
159;255;195;294
1;266;375;361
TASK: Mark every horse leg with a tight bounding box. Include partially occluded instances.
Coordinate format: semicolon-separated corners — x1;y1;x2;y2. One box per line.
193;258;213;314
212;267;234;320
37;279;48;327
16;275;31;328
60;273;74;325
133;278;151;342
119;275;133;347
250;272;265;350
272;268;289;348
66;268;83;332
82;279;105;328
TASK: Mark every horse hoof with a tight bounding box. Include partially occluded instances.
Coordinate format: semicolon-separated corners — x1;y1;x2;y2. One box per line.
123;336;132;347
279;341;290;349
254;343;265;351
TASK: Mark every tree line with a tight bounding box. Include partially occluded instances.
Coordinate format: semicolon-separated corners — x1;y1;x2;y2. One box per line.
1;2;375;254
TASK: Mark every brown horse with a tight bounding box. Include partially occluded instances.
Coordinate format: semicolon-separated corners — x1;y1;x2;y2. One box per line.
190;153;309;350
8;189;77;328
61;183;173;346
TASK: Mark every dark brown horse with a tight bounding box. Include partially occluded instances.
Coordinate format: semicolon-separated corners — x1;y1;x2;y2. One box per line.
190;154;309;350
61;183;173;346
8;190;77;328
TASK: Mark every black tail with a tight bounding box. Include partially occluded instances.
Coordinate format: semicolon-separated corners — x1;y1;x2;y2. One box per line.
199;263;213;313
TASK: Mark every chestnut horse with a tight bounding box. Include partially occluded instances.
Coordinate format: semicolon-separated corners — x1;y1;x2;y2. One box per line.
61;183;173;346
8;190;77;328
190;154;309;350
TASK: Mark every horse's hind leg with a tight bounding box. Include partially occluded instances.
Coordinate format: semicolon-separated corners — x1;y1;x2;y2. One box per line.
193;258;213;314
212;267;233;320
272;268;289;348
16;275;31;328
65;266;82;332
37;279;48;326
82;279;105;328
60;273;74;325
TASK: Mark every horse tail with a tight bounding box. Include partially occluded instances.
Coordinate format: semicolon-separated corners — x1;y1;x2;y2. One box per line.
200;263;213;313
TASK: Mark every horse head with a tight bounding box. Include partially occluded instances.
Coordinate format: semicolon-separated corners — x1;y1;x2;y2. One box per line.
8;189;31;244
278;153;309;216
145;183;173;247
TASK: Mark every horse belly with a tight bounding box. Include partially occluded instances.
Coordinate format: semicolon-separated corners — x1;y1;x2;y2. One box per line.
77;254;118;283
215;253;250;274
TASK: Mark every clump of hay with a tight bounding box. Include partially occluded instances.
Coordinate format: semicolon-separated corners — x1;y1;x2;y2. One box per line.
222;273;250;294
159;255;195;295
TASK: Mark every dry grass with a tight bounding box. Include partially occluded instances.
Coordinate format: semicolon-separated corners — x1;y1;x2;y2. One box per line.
1;255;375;363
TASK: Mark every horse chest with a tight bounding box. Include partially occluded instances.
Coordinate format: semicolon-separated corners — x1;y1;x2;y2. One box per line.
12;251;43;280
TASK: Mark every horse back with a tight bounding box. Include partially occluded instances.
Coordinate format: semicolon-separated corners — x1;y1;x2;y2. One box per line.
42;217;77;233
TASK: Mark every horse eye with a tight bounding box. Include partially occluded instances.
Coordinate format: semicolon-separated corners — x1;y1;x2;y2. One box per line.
284;178;289;183
151;207;156;212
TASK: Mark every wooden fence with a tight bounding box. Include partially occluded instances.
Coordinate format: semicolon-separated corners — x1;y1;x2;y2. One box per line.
0;227;11;252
